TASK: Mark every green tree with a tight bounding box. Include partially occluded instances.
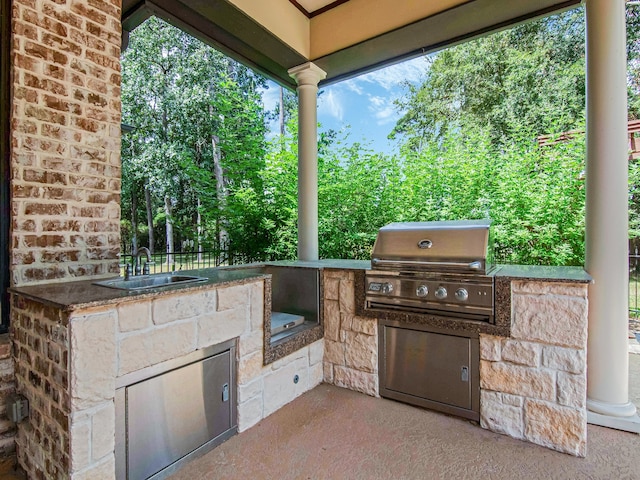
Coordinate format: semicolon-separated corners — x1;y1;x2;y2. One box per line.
121;18;268;261
391;9;586;150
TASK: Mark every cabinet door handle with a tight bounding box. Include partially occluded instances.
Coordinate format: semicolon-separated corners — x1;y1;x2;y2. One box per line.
222;383;229;402
461;366;469;382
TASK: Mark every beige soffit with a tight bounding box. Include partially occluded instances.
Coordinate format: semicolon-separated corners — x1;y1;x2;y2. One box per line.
228;0;311;57
310;0;470;59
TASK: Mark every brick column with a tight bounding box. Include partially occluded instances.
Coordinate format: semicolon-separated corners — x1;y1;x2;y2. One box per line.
10;0;123;286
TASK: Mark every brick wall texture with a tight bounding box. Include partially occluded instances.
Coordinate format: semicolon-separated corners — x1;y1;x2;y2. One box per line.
0;334;16;458
11;295;70;479
10;0;122;286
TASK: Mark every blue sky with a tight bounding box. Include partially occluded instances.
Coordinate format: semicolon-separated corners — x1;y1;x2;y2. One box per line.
261;56;429;154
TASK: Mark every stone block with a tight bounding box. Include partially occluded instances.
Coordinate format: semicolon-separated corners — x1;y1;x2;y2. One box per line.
524;399;586;457
333;366;378;397
70;310;117;410
325;277;340;301
479;335;502;361
557;371;586;408
324;300;340;341
238;395;263;432
323;362;334;383
340;313;354;333
542;346;585;374
91;403;114;461
339;280;355;313
502;393;524;408
309;340;324;365
324;340;345;366
501;340;540;367
351;316;376;335
512;281;588;298
118;322;196;376
480;360;555;401
218;285;250;311
237;350;263;385
344;331;377;373
271;348;307;372
70;455;116;480
480;390;524;439
238;377;264;403
152;290;214;324
249;281;265;331
197;308;248;350
511;294;587;348
324;270;348;280
263;357;309;417
116;301;151;333
310;362;323;387
69;420;91;471
238;329;263;357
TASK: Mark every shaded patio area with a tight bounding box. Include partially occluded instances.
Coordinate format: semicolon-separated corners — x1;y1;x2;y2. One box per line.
167;383;640;480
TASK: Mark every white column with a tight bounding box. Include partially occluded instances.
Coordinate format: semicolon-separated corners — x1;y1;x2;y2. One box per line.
288;62;327;261
585;0;640;432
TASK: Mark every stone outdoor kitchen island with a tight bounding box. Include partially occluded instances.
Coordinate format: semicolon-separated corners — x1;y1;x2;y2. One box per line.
9;260;590;478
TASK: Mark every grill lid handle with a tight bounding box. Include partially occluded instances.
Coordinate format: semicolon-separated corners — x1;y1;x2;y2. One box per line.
371;258;483;270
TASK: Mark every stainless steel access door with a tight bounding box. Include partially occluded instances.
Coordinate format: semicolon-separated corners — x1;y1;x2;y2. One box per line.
126;349;232;480
379;321;479;420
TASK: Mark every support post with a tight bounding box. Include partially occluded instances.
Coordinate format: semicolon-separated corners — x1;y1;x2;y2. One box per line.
288;62;327;261
585;0;640;432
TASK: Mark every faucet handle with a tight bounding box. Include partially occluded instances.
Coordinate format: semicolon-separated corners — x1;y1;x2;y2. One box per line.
122;264;132;280
142;261;155;275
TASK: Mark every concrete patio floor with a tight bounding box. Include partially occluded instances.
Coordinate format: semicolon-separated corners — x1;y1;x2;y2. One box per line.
168;382;640;480
3;357;640;480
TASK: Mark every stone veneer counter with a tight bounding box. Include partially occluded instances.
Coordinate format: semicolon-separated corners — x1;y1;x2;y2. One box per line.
8;268;269;311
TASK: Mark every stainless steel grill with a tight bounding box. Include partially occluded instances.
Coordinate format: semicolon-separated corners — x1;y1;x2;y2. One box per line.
365;219;495;322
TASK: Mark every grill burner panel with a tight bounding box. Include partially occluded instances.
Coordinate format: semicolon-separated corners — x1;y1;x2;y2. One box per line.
366;272;494;322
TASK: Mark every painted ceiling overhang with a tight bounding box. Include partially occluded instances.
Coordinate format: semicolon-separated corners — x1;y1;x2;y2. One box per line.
121;0;580;89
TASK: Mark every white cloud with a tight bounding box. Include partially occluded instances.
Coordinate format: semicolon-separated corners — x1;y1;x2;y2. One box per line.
259;82;281;113
353;56;428;91
318;89;344;121
368;95;398;125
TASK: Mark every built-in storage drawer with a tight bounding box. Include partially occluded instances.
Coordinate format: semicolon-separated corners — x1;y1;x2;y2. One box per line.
116;340;237;480
378;320;479;421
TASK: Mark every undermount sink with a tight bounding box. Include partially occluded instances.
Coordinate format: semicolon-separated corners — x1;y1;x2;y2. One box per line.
93;273;208;291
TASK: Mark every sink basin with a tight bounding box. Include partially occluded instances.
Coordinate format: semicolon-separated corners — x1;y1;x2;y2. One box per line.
93;274;208;291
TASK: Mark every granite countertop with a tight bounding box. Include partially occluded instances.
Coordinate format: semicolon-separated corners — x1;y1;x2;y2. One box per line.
9;260;592;313
267;259;592;283
265;259;371;270
9;268;269;311
495;265;592;283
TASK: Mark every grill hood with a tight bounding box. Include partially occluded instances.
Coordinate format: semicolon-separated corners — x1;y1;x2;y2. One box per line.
371;220;493;274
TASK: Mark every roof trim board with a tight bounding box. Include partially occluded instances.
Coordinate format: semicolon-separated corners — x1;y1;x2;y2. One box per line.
122;0;582;90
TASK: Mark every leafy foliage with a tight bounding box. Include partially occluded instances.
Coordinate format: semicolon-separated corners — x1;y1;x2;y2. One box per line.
120;9;637;268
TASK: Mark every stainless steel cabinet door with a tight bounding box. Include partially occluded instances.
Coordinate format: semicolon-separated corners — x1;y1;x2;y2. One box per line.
127;350;232;480
383;326;473;409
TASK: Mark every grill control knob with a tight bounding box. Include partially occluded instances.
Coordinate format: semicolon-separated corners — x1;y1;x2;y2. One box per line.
455;288;469;302
416;285;429;298
434;286;447;300
381;282;394;294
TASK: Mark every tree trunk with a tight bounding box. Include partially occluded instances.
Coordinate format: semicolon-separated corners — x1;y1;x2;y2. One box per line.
164;195;174;270
130;181;138;254
145;183;154;255
197;196;203;263
279;86;285;136
212;135;228;261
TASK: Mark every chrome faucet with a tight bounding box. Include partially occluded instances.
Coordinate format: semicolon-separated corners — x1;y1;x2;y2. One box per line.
133;247;153;276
